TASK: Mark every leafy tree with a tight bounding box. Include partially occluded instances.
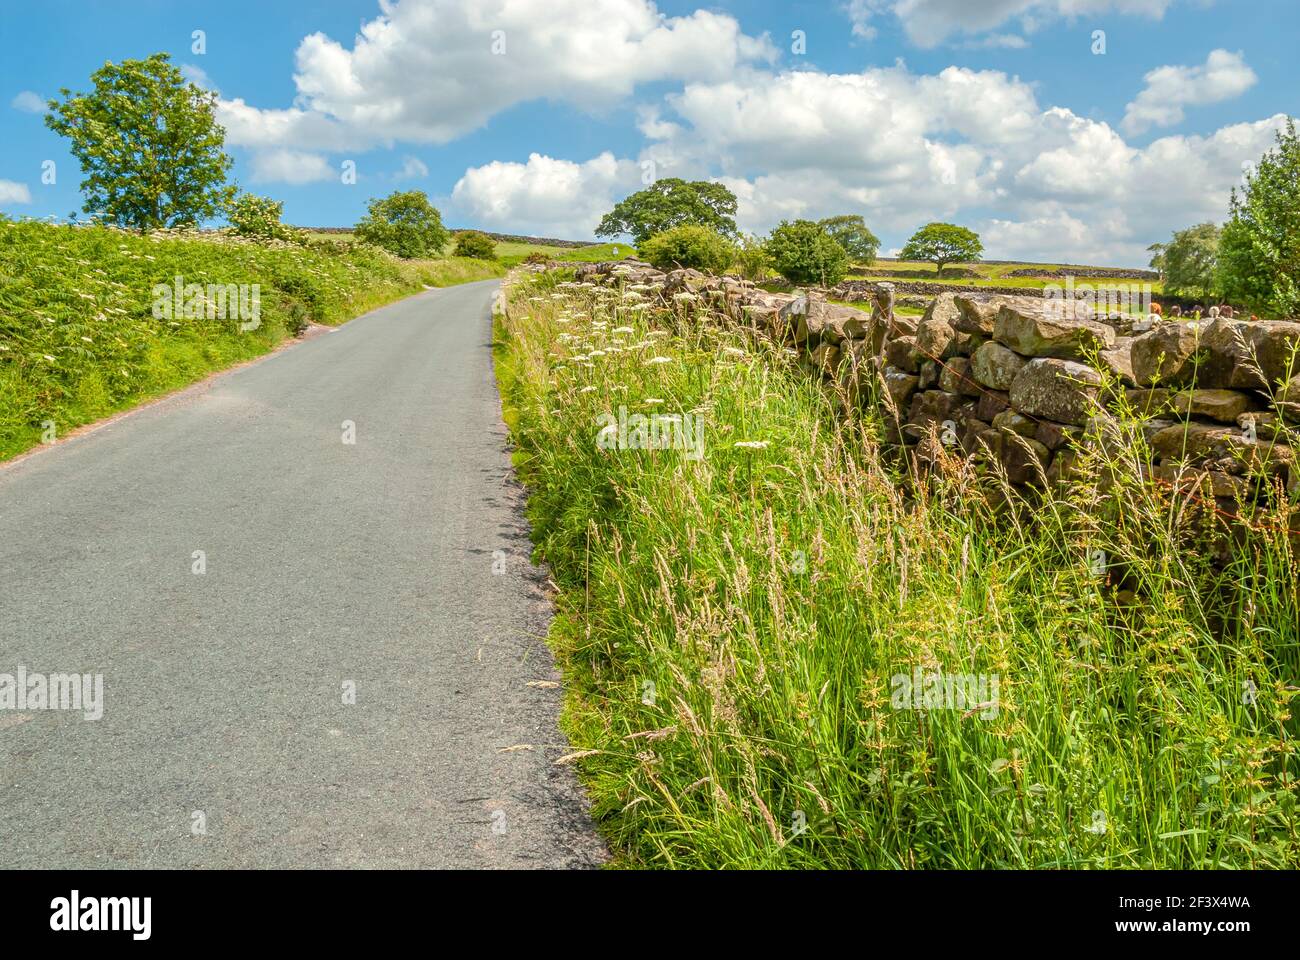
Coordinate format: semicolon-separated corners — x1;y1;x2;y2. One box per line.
638;225;736;274
1152;223;1221;301
226;192;302;242
1147;242;1167;276
453;230;497;260
765;219;850;287
596;179;738;245
900;222;984;273
44;53;235;230
732;233;770;281
818;214;880;263
1218;119;1300;317
354;190;449;259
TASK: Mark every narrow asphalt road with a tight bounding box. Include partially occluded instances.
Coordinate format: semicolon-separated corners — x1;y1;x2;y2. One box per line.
0;279;606;868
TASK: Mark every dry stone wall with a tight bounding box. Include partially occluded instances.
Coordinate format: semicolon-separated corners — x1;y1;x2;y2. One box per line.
562;258;1300;526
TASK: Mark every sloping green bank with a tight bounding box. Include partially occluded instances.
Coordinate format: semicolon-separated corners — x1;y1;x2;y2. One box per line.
0;219;503;460
496;268;1299;869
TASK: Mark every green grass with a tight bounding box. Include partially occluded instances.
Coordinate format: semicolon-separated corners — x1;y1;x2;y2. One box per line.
301;231;620;269
0;219;502;461
496;268;1299;869
845;258;1166;297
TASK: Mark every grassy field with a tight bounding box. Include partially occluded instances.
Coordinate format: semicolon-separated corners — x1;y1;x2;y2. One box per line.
496;267;1299;869
0;219;504;461
847;258;1166;296
302;231;622;268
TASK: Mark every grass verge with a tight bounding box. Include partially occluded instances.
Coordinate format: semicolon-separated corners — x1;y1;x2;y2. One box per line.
0;219;503;461
495;268;1299;869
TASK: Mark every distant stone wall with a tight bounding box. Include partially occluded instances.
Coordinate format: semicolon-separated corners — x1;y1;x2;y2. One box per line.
562;259;1300;531
832;279;1237;318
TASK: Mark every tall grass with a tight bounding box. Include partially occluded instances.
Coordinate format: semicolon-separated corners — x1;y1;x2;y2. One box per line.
496;269;1299;869
0;219;501;460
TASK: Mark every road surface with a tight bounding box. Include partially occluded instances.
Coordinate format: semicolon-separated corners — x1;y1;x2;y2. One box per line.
0;279;606;868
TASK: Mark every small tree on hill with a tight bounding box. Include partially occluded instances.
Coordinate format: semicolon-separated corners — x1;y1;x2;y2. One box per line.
765;220;850;287
44;52;235;230
900;222;984;273
1218;119;1300;317
1152;223;1221;302
733;234;770;281
638;225;736;274
227;192;302;242
354;190;449;259
596;179;738;246
453;230;497;260
818;214;880;264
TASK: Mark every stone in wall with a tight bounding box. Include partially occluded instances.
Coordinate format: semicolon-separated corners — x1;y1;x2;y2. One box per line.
885;335;922;374
883;367;920;412
970;341;1026;391
1009;358;1104;426
915;303;958;361
992;301;1116;361
1148;422;1294;475
940;357;981;397
1130;322;1205;387
976;390;1012;422
953;294;1043;336
1198;318;1300;390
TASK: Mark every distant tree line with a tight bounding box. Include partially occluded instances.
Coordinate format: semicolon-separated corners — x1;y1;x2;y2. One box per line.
593;176;984;286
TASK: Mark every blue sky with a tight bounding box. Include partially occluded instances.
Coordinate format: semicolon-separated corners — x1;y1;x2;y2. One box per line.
2;0;1297;265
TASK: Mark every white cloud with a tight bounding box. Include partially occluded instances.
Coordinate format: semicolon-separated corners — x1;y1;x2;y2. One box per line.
960;33;1030;50
0;180;33;204
217;0;775;152
203;0;1273;266
982;205;1118;265
395;155;429;180
248;149;335;184
1122;49;1257;135
180;64;218;92
847;0;1185;48
634;58;1287;266
11;91;45;114
844;0;881;39
450;152;640;238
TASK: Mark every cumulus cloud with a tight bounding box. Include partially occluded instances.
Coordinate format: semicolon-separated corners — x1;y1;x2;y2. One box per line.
960;33;1029;50
180;64;217;92
207;0;1273;265
635;58;1287;266
217;0;775;152
451;152;641;238
844;0;881;39
1122;49;1257;135
0;180;33;204
11;91;46;113
248;149;335;185
845;0;1184;48
395;156;429;180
